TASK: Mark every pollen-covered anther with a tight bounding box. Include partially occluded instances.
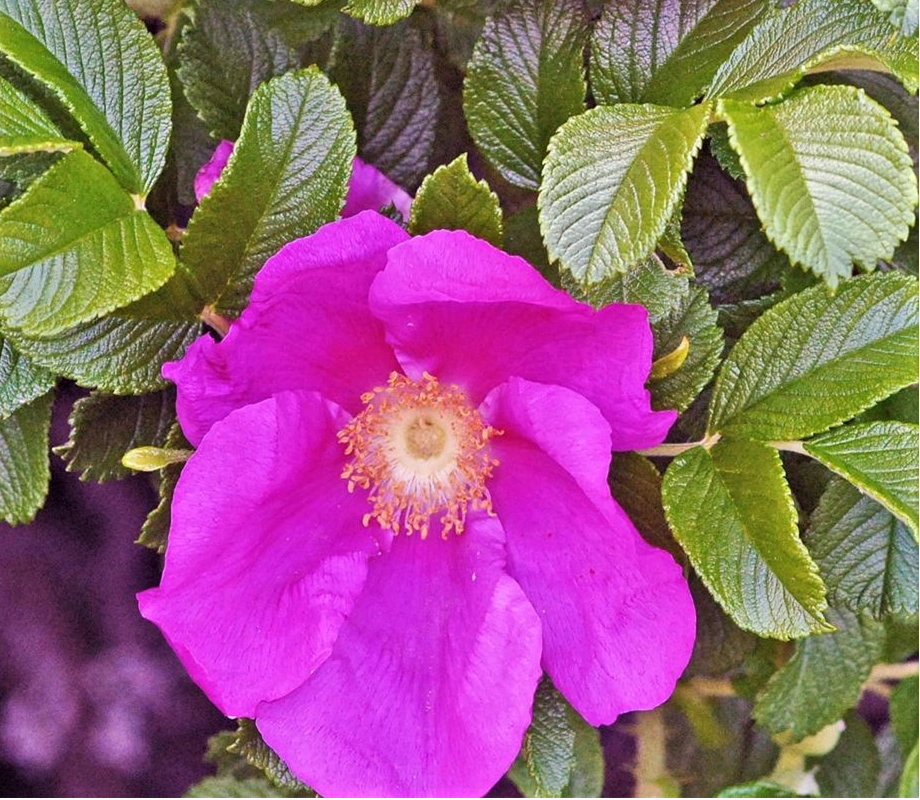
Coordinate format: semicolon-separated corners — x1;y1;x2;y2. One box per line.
337;372;500;539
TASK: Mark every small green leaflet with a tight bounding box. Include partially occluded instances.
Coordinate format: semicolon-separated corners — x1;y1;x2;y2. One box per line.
343;0;417;25
228;720;315;795
805;421;918;539
890;675;919;758
177;0;302;142
709;0;920;102
180;67;355;313
0;390;52;525
708;272;919;441
0;75;74;155
0;0;172;194
540;101;710;283
716;781;803;798
55;390;176;483
408;155;502;246
721;85;917;286
185;776;294;798
590;0;770;107
137;422;189;554
805;478;918;619
608;452;678;558
330;17;440;188
0;335;55;419
753;608;885;740
662;438;830;639
899;741;919;798
0;149;176;337
508;677;604;798
815;712;882;798
464;0;587;190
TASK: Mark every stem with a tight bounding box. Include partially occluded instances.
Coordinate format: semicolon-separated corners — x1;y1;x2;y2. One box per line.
636;433;721;458
769;440;809;455
200;305;231;337
868;661;919;682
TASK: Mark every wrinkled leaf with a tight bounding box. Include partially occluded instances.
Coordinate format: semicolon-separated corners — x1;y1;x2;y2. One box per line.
343;0;417;25
0;390;52;525
0;335;54;419
0;74;73;155
540;102;710;282
708;273;919;440
662;438;830;639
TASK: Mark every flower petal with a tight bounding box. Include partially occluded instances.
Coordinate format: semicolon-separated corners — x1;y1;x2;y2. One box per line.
343;157;413;219
166;212;408;445
255;516;542;797
481;378;696;725
138;391;387;718
369;230;676;450
194;139;235;202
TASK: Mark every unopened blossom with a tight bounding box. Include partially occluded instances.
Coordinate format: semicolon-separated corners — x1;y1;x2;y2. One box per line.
194;139;412;219
139;211;696;796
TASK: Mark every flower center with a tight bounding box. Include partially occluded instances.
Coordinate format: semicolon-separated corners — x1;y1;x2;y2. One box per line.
338;372;500;539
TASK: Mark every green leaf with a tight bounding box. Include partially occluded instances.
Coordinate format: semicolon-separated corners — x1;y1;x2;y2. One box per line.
708;273;919;440
540;101;710;283
871;0;919;35
508;677;604;798
900;741;919;799
0;149;176;336
709;0;920;102
721;85;917;285
805;478;918;620
662;438;830;639
408;154;502;245
464;0;587;190
180;67;355;313
814;712;882;798
228;720;315;795
608;452;678;558
716;781;802;798
0;334;54;419
754;607;885;739
185;775;295;798
330;16;439;187
0;74;74;155
804;421;918;537
0;390;52;525
343;0;417;25
137;422;189;554
54;390;175;483
890;675;919;757
177;0;302;141
684;574;757;676
0;0;172;194
681;150;787;303
590;0;770;107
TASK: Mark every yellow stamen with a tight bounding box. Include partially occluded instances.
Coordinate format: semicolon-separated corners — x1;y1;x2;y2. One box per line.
337;372;500;539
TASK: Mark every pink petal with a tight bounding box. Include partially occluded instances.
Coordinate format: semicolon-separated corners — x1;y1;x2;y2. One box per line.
342;157;413;219
194;139;235;202
369;230;676;450
255;516;542;797
166;212;407;446
481;377;695;725
138;391;388;718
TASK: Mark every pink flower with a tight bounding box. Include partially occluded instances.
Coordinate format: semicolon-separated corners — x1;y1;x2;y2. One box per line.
194;140;413;219
138;212;695;796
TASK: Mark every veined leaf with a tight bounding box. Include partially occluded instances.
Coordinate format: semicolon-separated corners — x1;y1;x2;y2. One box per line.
805;478;918;620
508;677;604;798
871;0;919;35
609;452;678;558
330;16;439;188
754;607;886;740
0;390;52;525
0;0;172;194
408;155;502;246
816;712;883;798
709;0;919;102
590;0;770;107
540;102;710;283
0;75;74;156
55;390;176;483
0;150;175;337
464;0;587;190
805;421;919;538
180;67;355;313
343;0;417;25
662;438;830;639
0;335;54;419
722;85;917;285
708;273;919;440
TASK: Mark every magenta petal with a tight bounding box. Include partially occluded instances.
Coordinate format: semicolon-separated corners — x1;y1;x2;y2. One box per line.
194;139;235;202
137;391;388;718
481;378;695;725
369;230;676;450
255;517;542;797
165;212;408;446
342;157;413;219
